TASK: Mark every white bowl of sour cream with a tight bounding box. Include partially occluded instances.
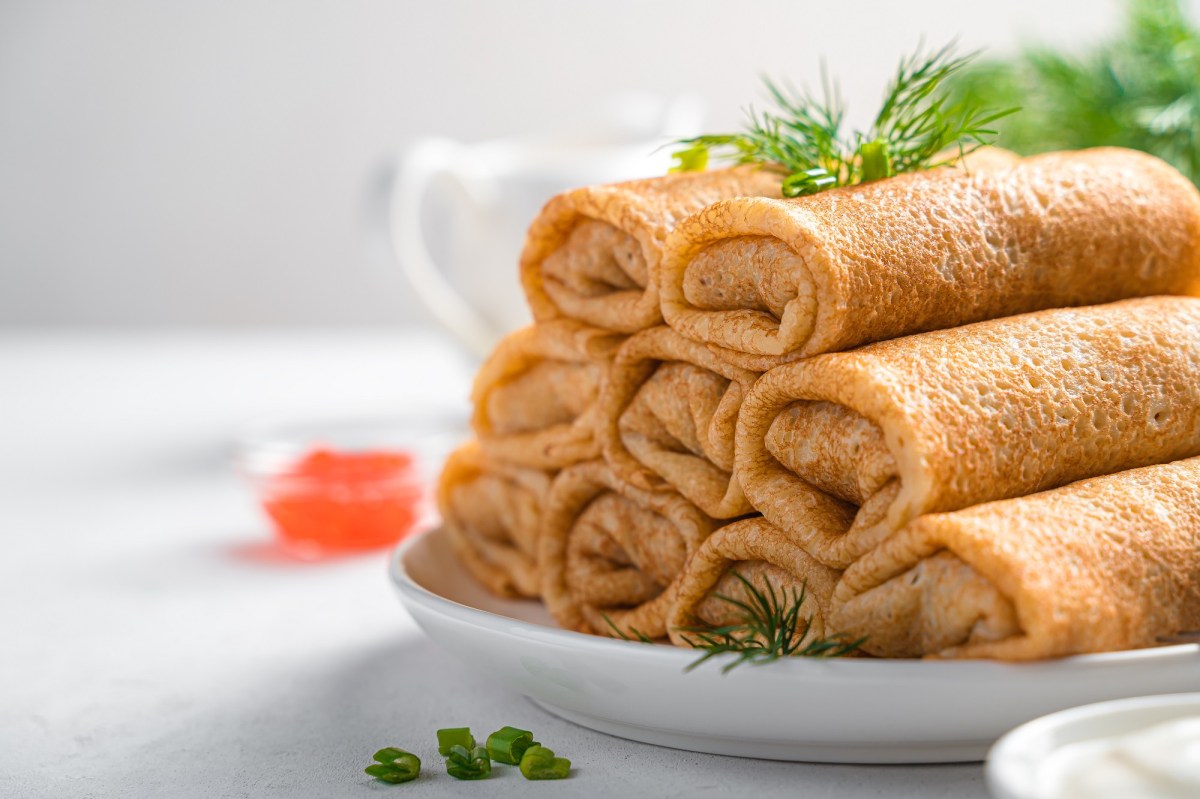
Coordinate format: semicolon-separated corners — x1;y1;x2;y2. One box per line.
987;693;1200;799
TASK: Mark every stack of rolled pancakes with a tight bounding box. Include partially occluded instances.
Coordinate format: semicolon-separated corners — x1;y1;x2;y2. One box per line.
438;147;1200;661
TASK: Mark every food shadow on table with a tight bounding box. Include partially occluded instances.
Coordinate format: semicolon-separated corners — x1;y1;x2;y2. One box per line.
97;634;987;798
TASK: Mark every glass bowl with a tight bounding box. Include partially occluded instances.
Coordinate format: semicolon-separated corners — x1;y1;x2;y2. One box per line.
235;411;465;557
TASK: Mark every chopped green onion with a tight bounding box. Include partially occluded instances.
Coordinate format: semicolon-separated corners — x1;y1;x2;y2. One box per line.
858;139;894;182
445;744;491;780
436;727;474;756
780;167;837;198
364;747;420;784
669;144;709;173
519;744;571;780
486;726;538;765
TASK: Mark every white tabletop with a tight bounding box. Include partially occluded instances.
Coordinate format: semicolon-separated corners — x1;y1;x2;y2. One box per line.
0;330;988;798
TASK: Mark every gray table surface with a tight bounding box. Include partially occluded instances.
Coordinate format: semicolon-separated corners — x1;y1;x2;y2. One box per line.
0;331;988;798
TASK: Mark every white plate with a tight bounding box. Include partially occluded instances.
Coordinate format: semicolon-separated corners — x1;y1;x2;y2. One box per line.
986;693;1200;799
390;527;1200;764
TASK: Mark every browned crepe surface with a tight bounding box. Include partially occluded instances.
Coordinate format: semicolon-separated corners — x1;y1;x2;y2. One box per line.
520;167;780;333
667;517;841;648
833;457;1200;660
661;148;1200;368
438;441;552;598
598;326;758;518
736;297;1200;568
537;460;715;639
471;320;623;469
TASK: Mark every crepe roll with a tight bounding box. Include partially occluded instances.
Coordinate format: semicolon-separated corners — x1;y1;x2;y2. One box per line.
661;148;1200;369
736;297;1200;568
520;167;780;333
598;326;758;518
438;442;552;598
471;320;624;469
538;460;715;639
666;517;842;649
832;457;1200;660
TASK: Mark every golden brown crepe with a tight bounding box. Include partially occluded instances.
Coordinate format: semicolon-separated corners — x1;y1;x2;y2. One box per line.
666;517;842;649
471;320;624;469
832;457;1200;660
438;441;552;598
538;460;715;639
660;148;1200;370
736;297;1200;568
942;145;1022;171
519;167;780;333
597;326;758;518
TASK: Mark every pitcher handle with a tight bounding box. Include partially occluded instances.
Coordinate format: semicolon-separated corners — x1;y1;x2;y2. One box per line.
389;138;501;357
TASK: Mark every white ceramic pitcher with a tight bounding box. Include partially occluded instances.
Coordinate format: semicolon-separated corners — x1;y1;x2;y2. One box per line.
387;94;703;356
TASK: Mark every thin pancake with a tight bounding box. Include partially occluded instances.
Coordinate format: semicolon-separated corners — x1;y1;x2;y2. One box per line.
667;517;842;649
736;297;1200;567
520;167;780;332
538;460;715;639
661;148;1200;370
438;441;552;598
598;326;758;518
472;320;623;469
832;458;1200;660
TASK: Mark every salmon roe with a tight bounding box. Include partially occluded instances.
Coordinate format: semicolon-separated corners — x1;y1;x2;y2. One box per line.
260;448;422;554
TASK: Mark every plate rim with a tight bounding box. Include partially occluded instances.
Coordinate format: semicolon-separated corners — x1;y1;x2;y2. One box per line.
390;526;1200;675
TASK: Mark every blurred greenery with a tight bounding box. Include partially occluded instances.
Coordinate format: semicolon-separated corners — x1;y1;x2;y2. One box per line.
951;0;1200;183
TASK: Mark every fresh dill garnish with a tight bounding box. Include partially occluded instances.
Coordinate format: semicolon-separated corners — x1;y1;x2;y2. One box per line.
677;573;863;673
601;612;655;644
671;43;1016;197
949;0;1200;184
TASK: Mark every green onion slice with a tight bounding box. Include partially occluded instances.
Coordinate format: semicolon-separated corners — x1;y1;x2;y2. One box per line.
857;139;894;182
365;747;420;784
485;726;538;765
519;744;571;780
436;727;475;757
445;744;491;780
669;144;709;173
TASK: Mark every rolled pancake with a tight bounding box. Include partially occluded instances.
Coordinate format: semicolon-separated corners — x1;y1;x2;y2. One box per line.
832;457;1200;660
667;517;842;649
598;326;758;518
736;297;1200;568
519;167;780;333
438;442;552;598
472;320;624;469
660;148;1200;370
938;144;1022;171
538;460;715;639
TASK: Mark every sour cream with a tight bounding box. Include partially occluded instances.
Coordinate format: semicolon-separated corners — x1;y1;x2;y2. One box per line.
1036;716;1200;798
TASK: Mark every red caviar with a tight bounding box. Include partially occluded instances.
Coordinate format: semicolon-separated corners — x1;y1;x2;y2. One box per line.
260;448;423;554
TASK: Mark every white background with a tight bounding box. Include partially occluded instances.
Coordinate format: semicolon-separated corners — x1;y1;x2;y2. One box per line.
0;0;1129;328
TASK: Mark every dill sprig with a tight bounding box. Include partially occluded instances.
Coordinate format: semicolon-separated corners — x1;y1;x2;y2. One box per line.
671;43;1017;197
948;0;1200;185
677;573;863;674
601;613;656;644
